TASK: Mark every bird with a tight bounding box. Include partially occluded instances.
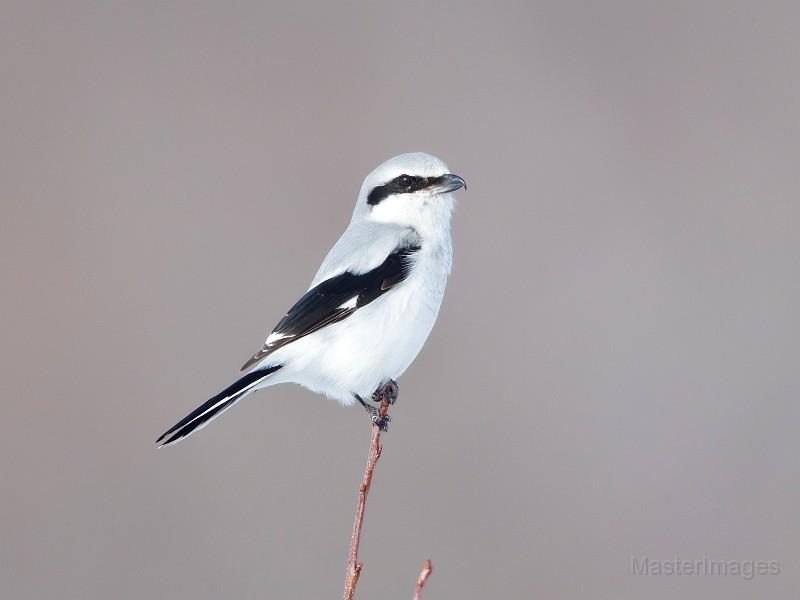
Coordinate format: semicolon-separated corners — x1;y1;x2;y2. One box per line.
156;152;465;446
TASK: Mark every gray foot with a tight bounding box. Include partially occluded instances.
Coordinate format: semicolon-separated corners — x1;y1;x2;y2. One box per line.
371;411;391;432
372;379;399;405
354;394;391;431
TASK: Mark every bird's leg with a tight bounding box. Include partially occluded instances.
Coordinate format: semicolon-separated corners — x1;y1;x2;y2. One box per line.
371;379;399;405
354;394;391;432
355;394;372;414
368;380;398;432
355;381;399;431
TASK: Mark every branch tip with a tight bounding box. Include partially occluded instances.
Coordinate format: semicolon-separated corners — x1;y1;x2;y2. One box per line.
413;559;433;600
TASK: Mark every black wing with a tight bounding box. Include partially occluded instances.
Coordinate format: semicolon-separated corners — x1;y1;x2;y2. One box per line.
240;244;420;371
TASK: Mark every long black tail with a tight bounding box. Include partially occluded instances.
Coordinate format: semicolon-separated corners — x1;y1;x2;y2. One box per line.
156;365;282;447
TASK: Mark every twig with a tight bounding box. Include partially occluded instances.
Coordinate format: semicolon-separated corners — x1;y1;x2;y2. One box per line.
342;395;390;600
413;559;433;600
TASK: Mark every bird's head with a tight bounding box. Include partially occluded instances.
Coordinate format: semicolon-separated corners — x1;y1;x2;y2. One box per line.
354;152;465;239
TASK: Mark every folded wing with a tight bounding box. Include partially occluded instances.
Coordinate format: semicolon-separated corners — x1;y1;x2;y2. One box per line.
240;243;420;372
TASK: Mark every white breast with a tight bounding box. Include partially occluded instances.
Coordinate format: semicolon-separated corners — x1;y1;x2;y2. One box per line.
265;239;452;405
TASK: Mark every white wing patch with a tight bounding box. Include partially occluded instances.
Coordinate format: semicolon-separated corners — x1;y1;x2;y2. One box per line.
265;332;294;346
337;296;359;310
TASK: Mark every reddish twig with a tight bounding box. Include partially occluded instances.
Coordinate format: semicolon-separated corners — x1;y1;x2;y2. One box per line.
413;559;433;600
342;396;390;600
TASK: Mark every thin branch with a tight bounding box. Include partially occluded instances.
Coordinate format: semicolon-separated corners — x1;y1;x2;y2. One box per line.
342;396;390;600
413;559;433;600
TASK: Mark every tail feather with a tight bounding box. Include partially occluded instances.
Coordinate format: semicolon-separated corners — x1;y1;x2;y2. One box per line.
156;365;282;447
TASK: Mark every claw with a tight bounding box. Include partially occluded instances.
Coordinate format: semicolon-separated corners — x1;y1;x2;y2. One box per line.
372;379;399;405
356;387;394;431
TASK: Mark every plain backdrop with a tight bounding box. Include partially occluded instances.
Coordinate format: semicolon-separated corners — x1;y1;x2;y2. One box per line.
2;2;798;598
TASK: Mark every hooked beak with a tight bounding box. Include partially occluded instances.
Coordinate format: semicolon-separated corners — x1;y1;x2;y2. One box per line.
429;173;467;194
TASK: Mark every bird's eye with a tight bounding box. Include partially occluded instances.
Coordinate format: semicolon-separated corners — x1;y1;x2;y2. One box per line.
397;175;412;188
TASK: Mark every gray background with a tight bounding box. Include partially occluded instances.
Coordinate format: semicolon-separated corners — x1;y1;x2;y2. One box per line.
2;1;798;598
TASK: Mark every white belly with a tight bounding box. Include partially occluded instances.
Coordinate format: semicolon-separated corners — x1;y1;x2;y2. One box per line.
264;244;450;405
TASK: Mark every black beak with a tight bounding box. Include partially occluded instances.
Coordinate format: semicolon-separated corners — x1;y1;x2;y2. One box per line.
429;173;467;194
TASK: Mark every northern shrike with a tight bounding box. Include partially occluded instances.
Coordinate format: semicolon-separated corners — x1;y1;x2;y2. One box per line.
157;152;464;446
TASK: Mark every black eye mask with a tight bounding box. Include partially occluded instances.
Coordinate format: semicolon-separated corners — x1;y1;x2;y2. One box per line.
367;174;429;206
